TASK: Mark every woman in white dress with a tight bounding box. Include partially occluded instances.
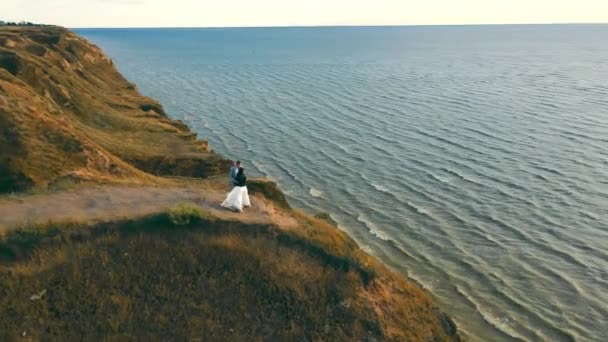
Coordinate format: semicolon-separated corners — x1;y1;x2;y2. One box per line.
221;167;251;212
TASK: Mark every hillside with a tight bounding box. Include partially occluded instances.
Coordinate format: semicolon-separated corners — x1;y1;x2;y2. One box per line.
0;25;226;193
0;26;460;340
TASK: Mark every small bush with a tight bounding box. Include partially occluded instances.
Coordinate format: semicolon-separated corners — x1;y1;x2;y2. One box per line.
165;203;207;226
4;222;62;245
0;222;68;262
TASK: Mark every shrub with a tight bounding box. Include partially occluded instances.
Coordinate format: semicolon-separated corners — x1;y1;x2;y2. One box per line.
165;203;207;226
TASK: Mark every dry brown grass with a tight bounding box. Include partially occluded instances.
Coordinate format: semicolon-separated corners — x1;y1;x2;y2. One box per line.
290;209;360;257
0;209;459;341
0;26;228;193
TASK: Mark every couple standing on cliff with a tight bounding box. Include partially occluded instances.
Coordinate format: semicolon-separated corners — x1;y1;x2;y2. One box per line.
221;160;251;212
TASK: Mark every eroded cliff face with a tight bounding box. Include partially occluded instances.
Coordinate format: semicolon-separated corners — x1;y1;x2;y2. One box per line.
0;26;227;192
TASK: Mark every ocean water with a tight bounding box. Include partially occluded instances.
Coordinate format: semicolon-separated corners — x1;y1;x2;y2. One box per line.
77;25;608;341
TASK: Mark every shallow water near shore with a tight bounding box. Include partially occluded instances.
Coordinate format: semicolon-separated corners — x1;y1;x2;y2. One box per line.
77;25;608;341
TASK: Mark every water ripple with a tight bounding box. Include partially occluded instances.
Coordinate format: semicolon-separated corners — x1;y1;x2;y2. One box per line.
81;26;608;342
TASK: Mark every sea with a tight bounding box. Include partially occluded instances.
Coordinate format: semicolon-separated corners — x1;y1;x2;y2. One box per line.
76;25;608;341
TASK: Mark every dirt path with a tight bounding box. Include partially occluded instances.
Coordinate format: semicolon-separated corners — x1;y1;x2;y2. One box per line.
0;186;297;232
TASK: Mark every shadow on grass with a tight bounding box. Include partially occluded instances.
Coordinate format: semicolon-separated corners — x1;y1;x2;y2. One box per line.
0;204;374;284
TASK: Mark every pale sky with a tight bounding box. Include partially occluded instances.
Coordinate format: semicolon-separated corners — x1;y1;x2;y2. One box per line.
4;0;608;28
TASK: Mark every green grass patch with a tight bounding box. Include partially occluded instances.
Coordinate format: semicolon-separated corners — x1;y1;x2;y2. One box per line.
165;203;209;226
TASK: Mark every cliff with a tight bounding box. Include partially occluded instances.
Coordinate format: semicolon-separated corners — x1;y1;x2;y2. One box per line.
0;26;460;341
0;25;226;192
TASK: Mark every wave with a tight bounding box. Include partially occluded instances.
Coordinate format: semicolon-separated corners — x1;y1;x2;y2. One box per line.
533;165;566;177
406;201;433;217
480;213;591;271
441;167;483;186
91;29;608;342
430;173;456;184
370;182;391;193
274;161;307;188
309;187;324;198
453;285;527;341
415;277;439;291
356;215;390;241
250;160;270;178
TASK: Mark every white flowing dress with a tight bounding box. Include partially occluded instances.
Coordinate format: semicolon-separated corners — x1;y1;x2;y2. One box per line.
221;186;251;212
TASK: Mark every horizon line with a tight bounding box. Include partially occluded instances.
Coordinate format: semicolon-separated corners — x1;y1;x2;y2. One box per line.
70;22;608;30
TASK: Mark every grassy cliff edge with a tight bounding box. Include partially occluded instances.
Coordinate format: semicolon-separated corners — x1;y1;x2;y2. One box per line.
0;26;460;340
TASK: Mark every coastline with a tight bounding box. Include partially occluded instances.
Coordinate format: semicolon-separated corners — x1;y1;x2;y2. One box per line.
88;24;608;341
0;25;461;340
76;24;608;342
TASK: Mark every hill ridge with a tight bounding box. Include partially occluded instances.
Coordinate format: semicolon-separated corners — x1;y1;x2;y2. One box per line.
0;25;226;192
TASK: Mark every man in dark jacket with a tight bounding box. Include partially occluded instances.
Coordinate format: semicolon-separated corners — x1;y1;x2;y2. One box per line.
229;160;241;189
